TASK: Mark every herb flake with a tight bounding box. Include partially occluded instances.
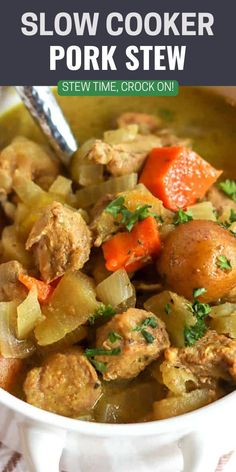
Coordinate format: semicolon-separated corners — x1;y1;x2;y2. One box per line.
89;304;116;325
219;180;236;202
173;209;193;226
217;255;232;271
108;331;123;343
85;347;121;358
141;330;155;344
165;303;171;315
90;359;107;374
105;197;158;232
192;287;206;298
184;290;211;346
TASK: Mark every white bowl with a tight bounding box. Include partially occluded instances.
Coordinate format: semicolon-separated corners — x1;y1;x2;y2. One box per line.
0;87;236;472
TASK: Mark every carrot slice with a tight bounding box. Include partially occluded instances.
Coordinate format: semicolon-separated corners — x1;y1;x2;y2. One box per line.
102;216;161;272
139;146;222;211
18;274;54;303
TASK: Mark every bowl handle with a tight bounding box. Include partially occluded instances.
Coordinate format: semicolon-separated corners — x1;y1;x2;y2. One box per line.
18;422;66;472
179;430;224;472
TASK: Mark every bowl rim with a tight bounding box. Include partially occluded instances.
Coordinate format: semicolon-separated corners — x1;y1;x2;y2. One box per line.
0;387;235;436
0;85;236;436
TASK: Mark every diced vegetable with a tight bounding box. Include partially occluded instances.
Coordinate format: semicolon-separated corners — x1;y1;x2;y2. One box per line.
209;303;236;337
102;216;161;272
152;389;217;420
96;268;136;310
18;274;54;303
139;146;222;211
76;164;104;187
0;302;35;358
49;175;72;198
210;315;236;339
160;361;197;395
35;271;100;345
122;184;173;223
210;302;236;318
17;287;45;339
1;226;32;268
187;201;216;221
144;291;196;347
76;173;138;208
38;325;88;357
13;171;53;206
103;125;138;145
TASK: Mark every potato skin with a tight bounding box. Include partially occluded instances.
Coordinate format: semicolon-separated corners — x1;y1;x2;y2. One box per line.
158;220;236;303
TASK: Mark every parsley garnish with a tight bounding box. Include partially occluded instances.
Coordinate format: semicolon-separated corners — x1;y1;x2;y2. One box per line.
192;287;206;298
105;196;158;232
165;303;171;315
141;330;155;344
108;331;123;343
85;347;121;357
132;316;157;344
219;180;236;202
173;209;193;225
184;289;211;346
90;359;107;374
230;209;236;224
89;304;116;325
217;255;232;271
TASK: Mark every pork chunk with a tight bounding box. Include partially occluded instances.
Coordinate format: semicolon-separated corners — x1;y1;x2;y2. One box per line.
165;330;236;384
24;349;102;417
87;135;162;177
0;137;59;195
0;261;26;302
26;202;91;282
95;308;170;381
117;113;161;134
0;357;23;391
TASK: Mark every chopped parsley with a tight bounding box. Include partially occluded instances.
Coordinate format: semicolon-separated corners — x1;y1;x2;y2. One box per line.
132;316;157;344
192;287;207;298
105;196;159;232
164;303;171;315
105;196;125;218
217;255;232;271
184;321;207;347
90;359;107;374
184;289;211;346
173;209;193;225
89;304;116;325
141;330;155;344
108;331;123;343
230;209;236;224
85;347;121;358
218;179;236;202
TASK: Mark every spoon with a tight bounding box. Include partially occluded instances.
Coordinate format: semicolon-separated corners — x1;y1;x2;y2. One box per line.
15;86;78;166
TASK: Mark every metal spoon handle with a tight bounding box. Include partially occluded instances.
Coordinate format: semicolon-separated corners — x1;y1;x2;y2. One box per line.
15;86;78;165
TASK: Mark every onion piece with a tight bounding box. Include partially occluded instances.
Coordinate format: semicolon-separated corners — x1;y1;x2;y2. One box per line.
13;171;48;205
76;173;138;208
187;201;216;221
96;269;136;311
210;302;236;319
0;302;35;358
17;287;45;339
104;125;138;145
77;164;104;187
49;175;72;198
